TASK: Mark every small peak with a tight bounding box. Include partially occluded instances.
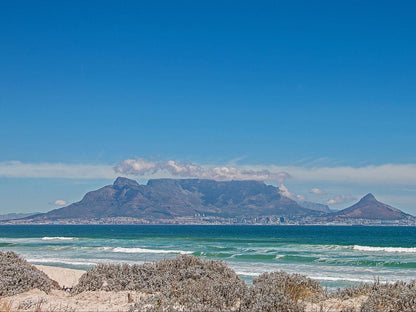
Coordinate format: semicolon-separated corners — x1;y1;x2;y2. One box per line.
361;193;376;201
113;177;139;189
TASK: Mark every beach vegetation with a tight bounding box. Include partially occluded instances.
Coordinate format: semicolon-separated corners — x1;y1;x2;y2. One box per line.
0;251;57;296
5;252;416;311
253;271;325;302
240;271;325;312
74;255;248;311
360;280;416;312
331;283;372;300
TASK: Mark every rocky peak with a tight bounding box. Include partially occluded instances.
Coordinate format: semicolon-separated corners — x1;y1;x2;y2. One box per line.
360;193;376;202
332;192;412;220
113;177;139;189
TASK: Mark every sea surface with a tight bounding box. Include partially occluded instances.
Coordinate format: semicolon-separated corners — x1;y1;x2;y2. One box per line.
1;225;416;290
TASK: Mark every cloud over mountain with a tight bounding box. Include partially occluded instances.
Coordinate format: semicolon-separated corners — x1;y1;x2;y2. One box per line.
53;200;67;206
326;195;356;205
2;160;416;188
278;184;306;201
309;188;326;195
114;157;290;183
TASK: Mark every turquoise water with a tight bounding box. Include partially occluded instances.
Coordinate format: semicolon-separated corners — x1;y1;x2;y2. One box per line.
1;225;416;290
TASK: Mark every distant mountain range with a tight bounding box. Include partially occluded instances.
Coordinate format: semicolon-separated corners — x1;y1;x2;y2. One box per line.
0;212;40;221
11;177;416;225
26;177;322;221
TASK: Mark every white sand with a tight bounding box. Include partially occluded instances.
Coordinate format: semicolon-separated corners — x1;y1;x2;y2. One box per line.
35;265;85;288
3;289;147;312
305;295;367;312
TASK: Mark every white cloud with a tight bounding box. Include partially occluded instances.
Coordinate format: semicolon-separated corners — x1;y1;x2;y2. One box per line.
53;200;67;206
278;184;306;201
242;163;416;185
279;184;293;198
114;158;290;183
3;159;416;187
326;195;356;205
295;194;306;201
309;188;326;195
115;158;158;175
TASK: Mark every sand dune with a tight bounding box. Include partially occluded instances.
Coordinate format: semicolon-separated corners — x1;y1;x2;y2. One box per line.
34;265;85;288
0;264;369;312
3;265;147;311
3;288;147;312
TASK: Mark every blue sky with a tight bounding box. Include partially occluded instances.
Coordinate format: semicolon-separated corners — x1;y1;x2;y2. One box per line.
1;1;416;214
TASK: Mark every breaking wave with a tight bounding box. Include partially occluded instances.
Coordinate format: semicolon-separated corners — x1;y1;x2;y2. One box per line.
42;237;76;241
26;258;97;266
112;247;192;254
354;245;416;253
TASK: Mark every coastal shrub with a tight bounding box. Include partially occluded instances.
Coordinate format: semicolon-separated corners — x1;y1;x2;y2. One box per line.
74;255;248;311
240;271;324;312
0;251;57;296
253;271;324;302
240;289;304;312
360;280;416;312
330;283;372;300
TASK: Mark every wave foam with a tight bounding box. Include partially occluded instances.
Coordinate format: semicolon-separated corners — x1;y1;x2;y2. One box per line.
309;275;373;283
26;258;97;266
235;271;261;277
354;245;416;253
112;247;192;254
42;237;76;241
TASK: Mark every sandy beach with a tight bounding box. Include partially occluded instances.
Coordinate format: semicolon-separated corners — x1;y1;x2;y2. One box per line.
3;288;148;312
2;265;148;312
34;265;85;289
0;264;370;312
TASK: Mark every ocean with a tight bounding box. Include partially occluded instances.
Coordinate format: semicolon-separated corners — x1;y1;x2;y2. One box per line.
1;225;416;290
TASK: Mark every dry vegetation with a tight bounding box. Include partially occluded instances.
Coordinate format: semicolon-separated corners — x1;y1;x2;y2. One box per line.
2;251;416;311
330;283;372;301
0;251;58;296
241;271;325;312
74;255;248;311
360;280;416;312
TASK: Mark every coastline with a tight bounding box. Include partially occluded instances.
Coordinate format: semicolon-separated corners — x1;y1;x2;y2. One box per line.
2;263;370;312
2;225;416;290
2;218;416;226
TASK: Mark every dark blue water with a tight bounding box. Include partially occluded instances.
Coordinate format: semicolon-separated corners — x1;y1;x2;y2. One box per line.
1;225;416;289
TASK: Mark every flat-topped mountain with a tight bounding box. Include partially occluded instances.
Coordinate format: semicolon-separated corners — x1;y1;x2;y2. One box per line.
331;193;414;220
27;177;322;222
16;179;415;224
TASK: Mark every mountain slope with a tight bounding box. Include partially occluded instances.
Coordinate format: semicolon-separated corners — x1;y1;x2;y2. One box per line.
297;201;332;213
0;212;41;221
27;177;322;221
331;193;413;220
